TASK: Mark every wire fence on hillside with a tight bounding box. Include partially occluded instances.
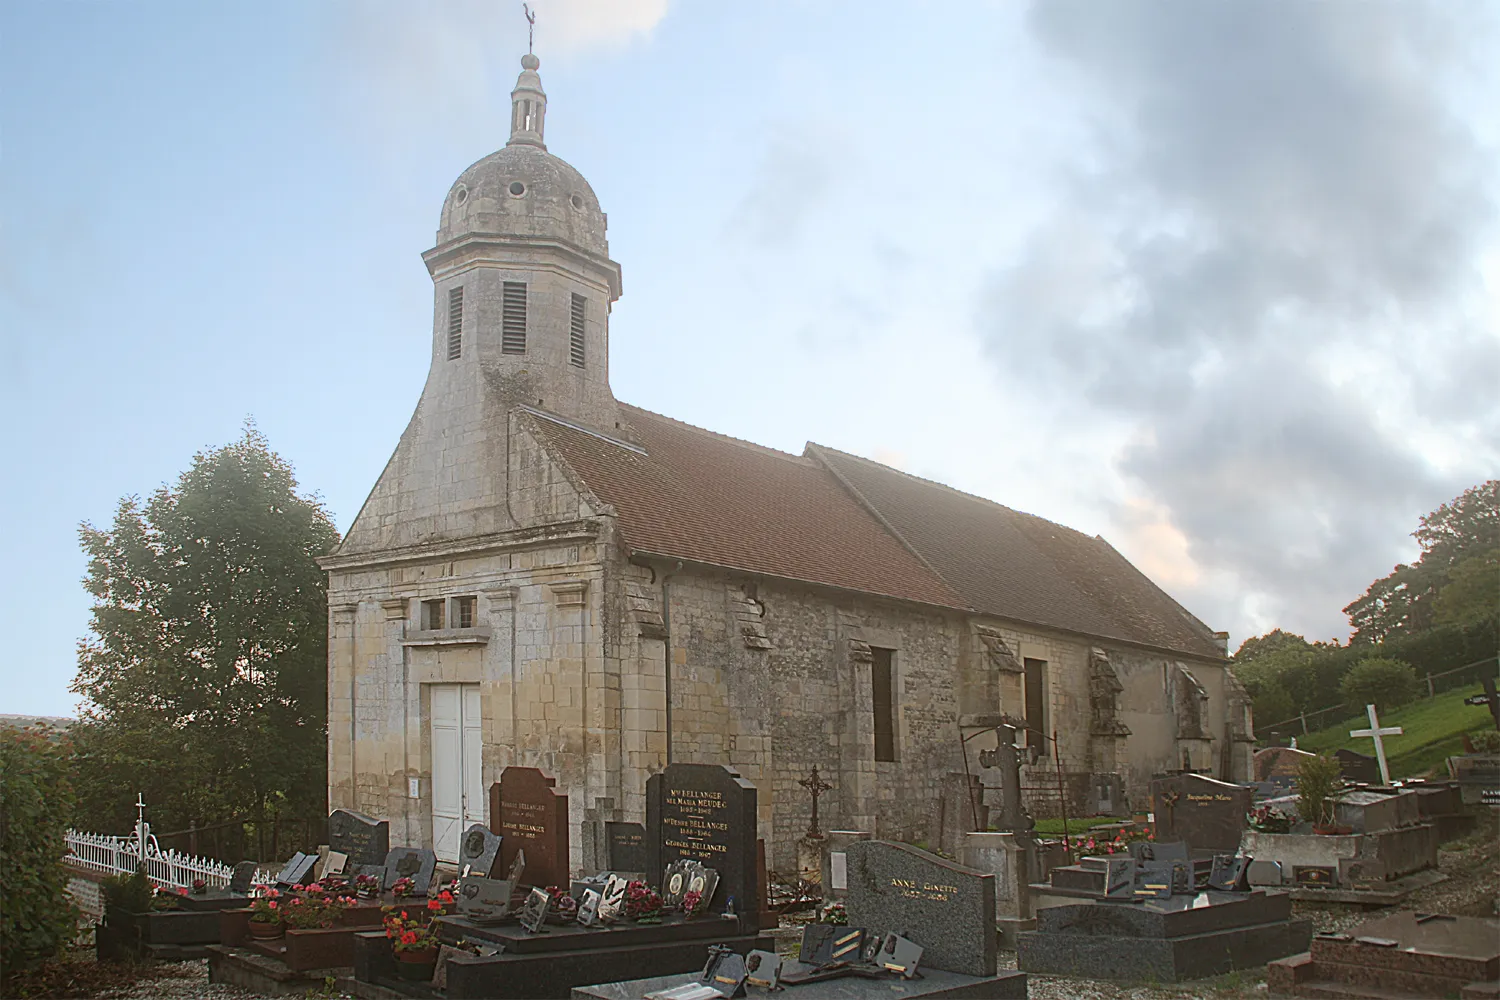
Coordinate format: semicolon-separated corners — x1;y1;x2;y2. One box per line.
1258;654;1498;742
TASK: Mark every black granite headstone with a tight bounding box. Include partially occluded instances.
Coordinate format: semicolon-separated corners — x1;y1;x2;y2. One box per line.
459;822;503;878
606;821;648;872
275;852;317;887
382;846;438;894
646;763;760;917
228;861;257;894
1151;773;1252;853
328;809;389;868
1333;748;1382;785
842;839;997;977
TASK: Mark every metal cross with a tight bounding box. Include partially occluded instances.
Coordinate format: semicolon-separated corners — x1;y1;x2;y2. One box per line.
1159;789;1181;831
798;766;834;837
1349;704;1403;786
523;3;536;53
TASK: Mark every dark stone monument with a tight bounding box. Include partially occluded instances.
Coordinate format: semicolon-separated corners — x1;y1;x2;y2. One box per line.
605;821;647;872
646;763;760;918
459;822;503;878
328;809;389;868
1333;748;1382;785
842;839;997;978
274;852;317;887
228;861;257;895
383;846;437;895
491;767;570;890
1019;889;1312;983
1151;772;1252;853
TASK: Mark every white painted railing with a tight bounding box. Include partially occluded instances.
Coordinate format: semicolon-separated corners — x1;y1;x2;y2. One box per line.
64;828;271;891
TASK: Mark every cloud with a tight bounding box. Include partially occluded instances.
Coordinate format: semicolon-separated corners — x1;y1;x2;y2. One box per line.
978;0;1500;642
729;122;840;248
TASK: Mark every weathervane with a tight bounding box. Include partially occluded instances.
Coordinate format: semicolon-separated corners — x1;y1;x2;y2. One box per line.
523;3;536;53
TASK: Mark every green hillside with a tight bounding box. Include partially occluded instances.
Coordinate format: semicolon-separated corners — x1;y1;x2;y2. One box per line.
1292;682;1497;779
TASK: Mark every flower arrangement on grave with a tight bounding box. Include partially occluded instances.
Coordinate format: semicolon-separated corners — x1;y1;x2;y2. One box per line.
281;886;350;930
383;907;441;955
545;886;578;923
681;888;704;917
1084;826;1155;856
390;876;415;898
425;888;455;917
818;901;848;925
1247;803;1295;833
191;878;208;895
354;873;381;899
248;889;283;924
623;881;662;922
317;875;353;898
150;885;187;911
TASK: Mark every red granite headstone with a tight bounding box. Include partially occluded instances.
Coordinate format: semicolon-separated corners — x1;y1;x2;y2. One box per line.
491;767;570;890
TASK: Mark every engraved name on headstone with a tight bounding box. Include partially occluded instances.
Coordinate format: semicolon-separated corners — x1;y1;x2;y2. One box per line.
491;767;569;890
646;763;760;918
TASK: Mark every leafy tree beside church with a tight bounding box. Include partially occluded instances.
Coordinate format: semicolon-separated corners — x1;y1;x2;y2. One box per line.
70;426;338;857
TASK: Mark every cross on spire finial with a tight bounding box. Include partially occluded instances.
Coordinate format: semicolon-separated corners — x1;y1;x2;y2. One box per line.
524;3;536;54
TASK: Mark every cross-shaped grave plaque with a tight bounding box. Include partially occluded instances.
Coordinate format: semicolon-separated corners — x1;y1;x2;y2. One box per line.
797;766;833;837
1349;703;1403;786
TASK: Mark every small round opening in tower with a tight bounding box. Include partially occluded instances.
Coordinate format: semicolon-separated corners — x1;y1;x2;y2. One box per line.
570;193;584;209
453;184;469;206
509;181;526;196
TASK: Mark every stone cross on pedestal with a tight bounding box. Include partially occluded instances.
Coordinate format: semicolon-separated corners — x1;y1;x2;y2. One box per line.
978;723;1034;838
798;766;833;837
1350;703;1403;786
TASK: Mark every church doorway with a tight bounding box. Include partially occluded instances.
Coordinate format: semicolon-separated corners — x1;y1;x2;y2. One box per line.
429;683;484;862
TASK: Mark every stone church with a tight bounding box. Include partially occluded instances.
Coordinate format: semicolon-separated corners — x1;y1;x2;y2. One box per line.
321;55;1254;872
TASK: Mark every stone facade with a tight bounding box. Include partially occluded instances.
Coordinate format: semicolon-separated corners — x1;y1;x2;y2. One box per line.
321;53;1251;875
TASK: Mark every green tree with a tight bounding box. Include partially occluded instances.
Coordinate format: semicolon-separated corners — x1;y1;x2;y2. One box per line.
0;726;79;987
1345;480;1498;644
1338;657;1419;713
1433;548;1500;628
70;425;339;853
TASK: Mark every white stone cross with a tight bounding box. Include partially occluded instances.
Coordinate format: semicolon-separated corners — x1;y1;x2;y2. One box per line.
1349;704;1403;786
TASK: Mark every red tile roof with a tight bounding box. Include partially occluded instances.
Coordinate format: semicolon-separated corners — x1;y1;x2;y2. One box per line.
809;444;1225;659
530;403;1222;659
528;405;966;609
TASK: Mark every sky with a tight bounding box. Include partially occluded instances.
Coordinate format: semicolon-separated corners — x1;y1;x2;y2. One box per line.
2;1;1497;717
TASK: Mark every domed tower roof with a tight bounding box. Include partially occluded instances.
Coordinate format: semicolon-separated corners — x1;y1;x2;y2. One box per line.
434;55;608;257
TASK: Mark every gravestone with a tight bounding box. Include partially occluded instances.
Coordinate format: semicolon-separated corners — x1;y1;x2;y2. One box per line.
1150;773;1252;853
328;809;389;868
646;763;760;917
491;767;570;890
605;821;647;872
459;822;503;878
274;852;317;887
843;839;997;978
382;846;437;895
228;861;257;895
1333;748;1382;785
1254;746;1315;782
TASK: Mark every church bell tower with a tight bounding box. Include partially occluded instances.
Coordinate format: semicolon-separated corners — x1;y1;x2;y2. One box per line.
421;53;623;432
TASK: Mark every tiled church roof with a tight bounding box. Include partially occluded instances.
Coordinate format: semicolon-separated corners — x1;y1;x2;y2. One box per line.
533;403;1224;660
530;405;966;609
808;444;1225;659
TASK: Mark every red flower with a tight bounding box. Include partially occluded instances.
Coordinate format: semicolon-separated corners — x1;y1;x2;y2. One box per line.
427;899;441;911
268;900;278;909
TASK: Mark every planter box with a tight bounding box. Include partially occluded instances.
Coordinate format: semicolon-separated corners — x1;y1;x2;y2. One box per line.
97;904;222;960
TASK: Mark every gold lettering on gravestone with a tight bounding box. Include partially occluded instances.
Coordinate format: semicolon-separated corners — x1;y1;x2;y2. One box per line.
1186;793;1236;805
501;800;547;840
664;787;731;861
889;876;959;902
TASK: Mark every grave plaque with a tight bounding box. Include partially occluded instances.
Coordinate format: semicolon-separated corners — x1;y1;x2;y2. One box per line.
1333;748;1382;785
646;763;760;918
1208;854;1250;892
606;821;648;872
1103;857;1136;899
459;822;503;878
228;861;257;895
1294;865;1336;888
328;809;389;868
491;767;570;891
1151;773;1252;853
842;839;997;978
275;852;317;887
383;846;438;895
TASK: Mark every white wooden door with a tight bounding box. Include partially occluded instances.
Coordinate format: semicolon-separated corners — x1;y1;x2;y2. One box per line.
430;684;485;862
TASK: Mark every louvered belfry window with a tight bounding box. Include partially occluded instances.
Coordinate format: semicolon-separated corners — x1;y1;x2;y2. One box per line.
502;281;527;354
569;293;586;368
446;287;463;360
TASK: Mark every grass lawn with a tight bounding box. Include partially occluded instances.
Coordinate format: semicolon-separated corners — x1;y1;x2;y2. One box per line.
1293;682;1497;778
1030;816;1129;835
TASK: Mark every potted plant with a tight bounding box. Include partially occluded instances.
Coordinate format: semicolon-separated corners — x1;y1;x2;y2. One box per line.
1297;754;1348;834
281;889;349;931
248;890;285;939
383;907;441;981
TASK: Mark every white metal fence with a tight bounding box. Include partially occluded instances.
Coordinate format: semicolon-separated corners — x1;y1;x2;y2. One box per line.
64;828;270;891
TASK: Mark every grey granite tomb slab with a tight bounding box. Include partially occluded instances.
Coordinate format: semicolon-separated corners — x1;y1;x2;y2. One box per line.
843;840;997;978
